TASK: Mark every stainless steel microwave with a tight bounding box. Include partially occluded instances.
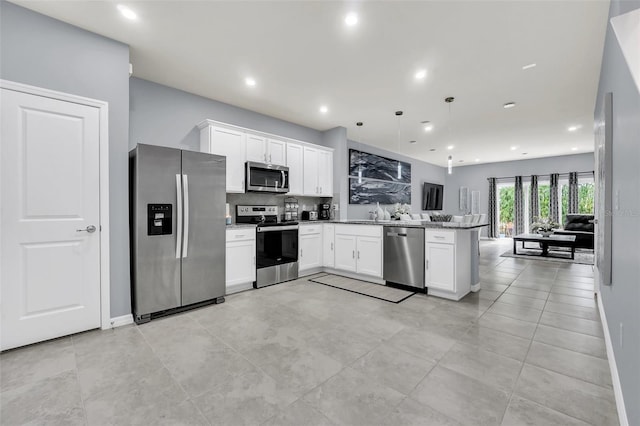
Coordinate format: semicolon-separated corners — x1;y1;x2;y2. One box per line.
245;162;290;193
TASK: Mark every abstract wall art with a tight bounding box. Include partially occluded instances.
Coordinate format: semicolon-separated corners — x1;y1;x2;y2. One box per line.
349;149;411;204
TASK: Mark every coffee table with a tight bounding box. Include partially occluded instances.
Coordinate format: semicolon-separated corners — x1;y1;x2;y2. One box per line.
513;233;577;259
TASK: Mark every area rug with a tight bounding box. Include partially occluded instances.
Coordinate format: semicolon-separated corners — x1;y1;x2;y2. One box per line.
501;248;594;265
309;274;415;303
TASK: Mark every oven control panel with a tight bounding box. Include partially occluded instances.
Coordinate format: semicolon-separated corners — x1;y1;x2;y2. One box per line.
236;205;278;216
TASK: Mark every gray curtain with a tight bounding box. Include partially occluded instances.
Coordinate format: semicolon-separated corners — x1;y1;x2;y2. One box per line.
568;171;579;214
488;177;498;238
549;173;560;223
529;175;539;221
514;176;524;235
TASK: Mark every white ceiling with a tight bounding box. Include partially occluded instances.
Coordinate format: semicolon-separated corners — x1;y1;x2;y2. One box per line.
11;0;610;167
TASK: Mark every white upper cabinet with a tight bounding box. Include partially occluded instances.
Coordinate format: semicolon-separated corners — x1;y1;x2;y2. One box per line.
246;135;286;166
318;150;333;196
303;146;319;195
199;120;332;195
200;126;246;193
286;143;304;195
267;139;286;166
245;134;267;163
303;146;333;196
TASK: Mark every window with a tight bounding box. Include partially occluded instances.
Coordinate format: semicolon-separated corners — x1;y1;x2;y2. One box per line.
498;184;514;238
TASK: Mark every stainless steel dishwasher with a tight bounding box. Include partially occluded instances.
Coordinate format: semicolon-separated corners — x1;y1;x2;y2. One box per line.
383;227;425;289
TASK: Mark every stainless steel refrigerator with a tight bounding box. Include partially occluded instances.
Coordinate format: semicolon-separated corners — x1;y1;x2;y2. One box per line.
129;144;226;324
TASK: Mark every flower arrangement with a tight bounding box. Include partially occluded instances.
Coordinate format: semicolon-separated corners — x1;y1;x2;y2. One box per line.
530;216;560;234
392;203;411;220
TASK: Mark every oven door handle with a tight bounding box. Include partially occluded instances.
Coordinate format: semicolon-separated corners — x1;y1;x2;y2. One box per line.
257;225;299;232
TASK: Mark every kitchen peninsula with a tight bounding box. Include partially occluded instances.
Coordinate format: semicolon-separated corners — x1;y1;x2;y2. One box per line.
298;220;487;301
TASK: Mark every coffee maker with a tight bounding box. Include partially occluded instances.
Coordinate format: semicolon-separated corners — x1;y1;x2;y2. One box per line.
318;203;331;220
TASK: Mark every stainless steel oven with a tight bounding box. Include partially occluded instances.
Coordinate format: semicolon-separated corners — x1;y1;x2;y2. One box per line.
255;224;299;288
236;205;299;288
246;162;289;193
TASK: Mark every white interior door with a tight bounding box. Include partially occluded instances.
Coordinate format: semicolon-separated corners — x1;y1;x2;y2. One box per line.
1;88;102;350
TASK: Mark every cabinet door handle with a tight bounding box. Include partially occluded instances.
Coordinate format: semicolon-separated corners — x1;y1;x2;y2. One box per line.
254;255;256;266
264;153;267;162
269;154;272;163
426;259;429;269
434;235;445;239
357;251;360;259
235;234;245;238
331;242;333;250
352;250;355;258
301;249;303;257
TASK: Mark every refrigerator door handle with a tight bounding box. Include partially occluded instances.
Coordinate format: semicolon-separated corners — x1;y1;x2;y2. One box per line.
182;174;189;258
175;174;183;259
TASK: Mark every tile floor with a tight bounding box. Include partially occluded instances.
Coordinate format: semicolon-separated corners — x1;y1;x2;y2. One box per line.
0;239;619;425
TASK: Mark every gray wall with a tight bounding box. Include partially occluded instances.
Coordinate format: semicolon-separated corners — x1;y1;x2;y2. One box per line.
595;0;640;423
130;78;324;150
0;1;131;317
346;140;447;219
444;153;595;234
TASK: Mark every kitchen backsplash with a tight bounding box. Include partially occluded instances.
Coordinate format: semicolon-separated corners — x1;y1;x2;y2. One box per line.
227;193;332;222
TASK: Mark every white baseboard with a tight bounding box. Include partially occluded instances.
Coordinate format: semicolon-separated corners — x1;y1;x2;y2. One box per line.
105;314;134;329
596;292;629;426
226;282;254;294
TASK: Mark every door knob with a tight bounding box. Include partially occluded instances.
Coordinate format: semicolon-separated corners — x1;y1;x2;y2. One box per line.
77;225;97;233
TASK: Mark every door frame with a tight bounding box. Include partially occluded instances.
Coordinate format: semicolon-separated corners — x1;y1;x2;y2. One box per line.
0;79;111;331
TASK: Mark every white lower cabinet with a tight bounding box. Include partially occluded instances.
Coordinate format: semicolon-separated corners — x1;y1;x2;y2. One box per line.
225;228;256;293
333;225;383;278
299;224;322;271
425;230;471;300
323;224;335;268
425;243;455;291
334;234;357;272
355;236;383;277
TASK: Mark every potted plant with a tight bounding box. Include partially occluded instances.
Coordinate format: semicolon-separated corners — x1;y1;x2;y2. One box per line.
530;216;560;237
392;203;411;220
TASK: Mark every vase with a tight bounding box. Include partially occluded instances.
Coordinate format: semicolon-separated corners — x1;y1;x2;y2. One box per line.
538;231;553;237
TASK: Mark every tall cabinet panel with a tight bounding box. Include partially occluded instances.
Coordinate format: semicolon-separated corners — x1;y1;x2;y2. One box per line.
303;146;319;195
245;134;267;163
287;143;304;195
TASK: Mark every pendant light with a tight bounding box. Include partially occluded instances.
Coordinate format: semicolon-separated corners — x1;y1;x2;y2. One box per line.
395;111;403;179
356;121;364;184
445;97;455;174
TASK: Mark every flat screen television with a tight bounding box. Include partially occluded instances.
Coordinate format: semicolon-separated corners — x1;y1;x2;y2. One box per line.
422;182;444;210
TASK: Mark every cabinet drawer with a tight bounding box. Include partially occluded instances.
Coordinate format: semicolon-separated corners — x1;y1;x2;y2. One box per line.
226;228;256;242
335;224;382;238
299;224;322;235
426;230;455;244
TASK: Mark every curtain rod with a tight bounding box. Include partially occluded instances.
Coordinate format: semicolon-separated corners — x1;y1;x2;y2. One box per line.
487;171;594;181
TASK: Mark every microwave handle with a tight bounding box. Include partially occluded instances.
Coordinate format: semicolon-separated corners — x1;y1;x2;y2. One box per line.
281;170;285;188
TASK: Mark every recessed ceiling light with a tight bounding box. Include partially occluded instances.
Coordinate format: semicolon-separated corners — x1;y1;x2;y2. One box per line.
344;12;358;26
568;125;581;132
423;123;434;132
117;4;137;20
245;77;256;87
447;145;454;150
458;160;464;163
510;146;518;150
409;140;417;144
522;152;528;155
571;147;578;151
503;102;516;109
414;69;427;80
522;63;537;70
429;148;436;152
319;105;329;114
475;159;480;162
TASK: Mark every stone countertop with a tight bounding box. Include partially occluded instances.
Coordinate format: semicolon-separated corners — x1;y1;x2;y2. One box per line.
318;219;489;230
226;223;257;229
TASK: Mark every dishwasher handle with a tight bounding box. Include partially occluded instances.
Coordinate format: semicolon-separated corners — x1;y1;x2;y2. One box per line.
386;232;408;237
